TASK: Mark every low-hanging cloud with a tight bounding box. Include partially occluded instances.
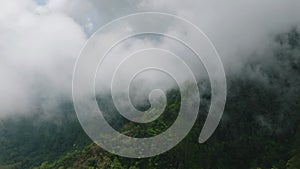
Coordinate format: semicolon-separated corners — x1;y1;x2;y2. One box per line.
0;0;87;117
0;0;300;118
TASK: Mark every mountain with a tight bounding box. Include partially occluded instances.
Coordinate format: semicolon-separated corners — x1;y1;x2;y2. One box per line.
0;103;92;169
1;29;300;169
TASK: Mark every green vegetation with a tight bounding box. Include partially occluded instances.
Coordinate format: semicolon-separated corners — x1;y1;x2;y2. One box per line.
1;29;300;169
0;103;91;169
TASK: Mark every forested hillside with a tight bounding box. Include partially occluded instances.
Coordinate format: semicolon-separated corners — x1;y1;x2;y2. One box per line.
0;103;91;169
1;29;300;169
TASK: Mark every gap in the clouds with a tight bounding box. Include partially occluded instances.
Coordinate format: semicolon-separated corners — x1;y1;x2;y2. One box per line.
35;0;48;6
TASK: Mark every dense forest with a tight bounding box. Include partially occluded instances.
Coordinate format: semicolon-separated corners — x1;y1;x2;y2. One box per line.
0;29;300;169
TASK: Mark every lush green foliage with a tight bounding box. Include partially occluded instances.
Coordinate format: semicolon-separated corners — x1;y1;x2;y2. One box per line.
0;103;91;169
1;29;300;169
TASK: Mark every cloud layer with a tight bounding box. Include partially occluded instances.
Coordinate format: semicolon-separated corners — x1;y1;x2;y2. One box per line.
0;0;86;117
0;0;300;118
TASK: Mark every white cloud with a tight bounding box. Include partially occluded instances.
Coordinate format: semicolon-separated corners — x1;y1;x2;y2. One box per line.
0;0;87;117
137;0;300;72
0;0;300;118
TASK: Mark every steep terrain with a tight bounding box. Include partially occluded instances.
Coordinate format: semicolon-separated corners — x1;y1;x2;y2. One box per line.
0;29;300;169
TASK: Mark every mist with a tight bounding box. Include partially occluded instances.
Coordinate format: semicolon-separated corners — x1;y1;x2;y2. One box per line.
0;0;300;118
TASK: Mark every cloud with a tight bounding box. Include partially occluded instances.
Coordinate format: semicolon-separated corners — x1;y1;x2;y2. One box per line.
0;0;86;118
0;0;300;118
137;0;300;72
